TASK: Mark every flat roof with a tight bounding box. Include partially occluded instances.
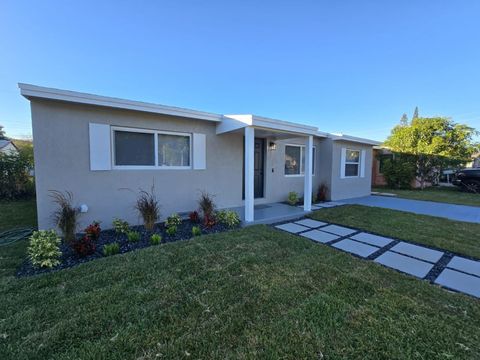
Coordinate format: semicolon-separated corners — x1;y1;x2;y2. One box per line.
19;83;224;122
19;83;381;145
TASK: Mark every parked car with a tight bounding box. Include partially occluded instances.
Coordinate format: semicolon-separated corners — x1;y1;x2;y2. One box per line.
453;168;480;193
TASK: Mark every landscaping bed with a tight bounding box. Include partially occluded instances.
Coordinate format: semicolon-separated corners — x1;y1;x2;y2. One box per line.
17;219;237;277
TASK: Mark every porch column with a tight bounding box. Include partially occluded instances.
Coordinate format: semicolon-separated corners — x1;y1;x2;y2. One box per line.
303;135;313;211
244;127;255;222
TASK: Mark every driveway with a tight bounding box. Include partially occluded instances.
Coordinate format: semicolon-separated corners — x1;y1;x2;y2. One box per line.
343;195;480;224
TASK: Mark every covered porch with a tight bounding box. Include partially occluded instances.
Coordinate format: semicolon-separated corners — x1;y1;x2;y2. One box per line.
229;202;308;225
217;114;325;223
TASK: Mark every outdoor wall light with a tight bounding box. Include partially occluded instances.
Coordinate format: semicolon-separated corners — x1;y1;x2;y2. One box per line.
269;141;277;151
79;204;89;213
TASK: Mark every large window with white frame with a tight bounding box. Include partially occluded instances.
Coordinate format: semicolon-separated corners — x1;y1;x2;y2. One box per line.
344;149;360;177
112;127;191;169
285;144;315;176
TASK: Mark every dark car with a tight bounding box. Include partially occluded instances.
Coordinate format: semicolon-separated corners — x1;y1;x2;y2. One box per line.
453;168;480;193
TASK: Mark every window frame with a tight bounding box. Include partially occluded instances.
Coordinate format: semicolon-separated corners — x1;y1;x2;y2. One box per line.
284;144;316;177
344;148;360;178
111;126;192;170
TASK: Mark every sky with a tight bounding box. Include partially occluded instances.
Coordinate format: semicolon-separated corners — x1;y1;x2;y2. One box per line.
1;0;480;141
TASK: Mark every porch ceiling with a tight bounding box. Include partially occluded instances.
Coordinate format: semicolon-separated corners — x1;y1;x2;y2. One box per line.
216;114;323;138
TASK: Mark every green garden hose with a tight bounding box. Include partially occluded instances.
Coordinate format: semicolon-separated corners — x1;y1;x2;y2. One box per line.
0;227;35;246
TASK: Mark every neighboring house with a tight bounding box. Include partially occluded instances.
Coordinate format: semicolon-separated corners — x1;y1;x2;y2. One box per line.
371;147;391;187
372;147;432;188
19;83;379;229
0;139;18;155
466;153;480;168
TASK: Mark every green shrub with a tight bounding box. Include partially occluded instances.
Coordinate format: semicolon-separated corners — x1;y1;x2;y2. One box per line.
28;230;62;268
0;146;35;200
103;242;120;256
381;155;416;189
166;226;177;236
112;218;130;234
191;226;202;236
287;191;299;206
50;190;78;243
135;186;160;231
216;210;241;228
165;213;182;228
150;233;162;245
127;231;141;243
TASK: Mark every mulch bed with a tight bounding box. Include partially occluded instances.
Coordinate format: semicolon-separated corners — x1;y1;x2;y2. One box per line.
17;219;237;277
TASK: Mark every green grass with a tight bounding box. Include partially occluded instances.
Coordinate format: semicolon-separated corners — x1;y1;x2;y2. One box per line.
373;186;480;207
1;224;479;359
310;204;480;258
0;199;37;232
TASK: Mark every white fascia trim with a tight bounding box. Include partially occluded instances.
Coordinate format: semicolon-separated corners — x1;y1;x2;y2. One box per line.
253;115;319;136
216;115;253;134
217;114;320;136
18;83;223;122
329;133;381;146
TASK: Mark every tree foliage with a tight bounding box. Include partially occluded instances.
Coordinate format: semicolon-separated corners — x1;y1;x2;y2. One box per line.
380;154;416;189
400;113;409;126
0;145;35;199
384;117;478;189
0;125;6;140
412;106;419;120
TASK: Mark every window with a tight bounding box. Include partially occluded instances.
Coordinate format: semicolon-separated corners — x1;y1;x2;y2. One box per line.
345;149;360;177
158;134;190;167
285;145;315;176
114;130;155;166
113;127;191;169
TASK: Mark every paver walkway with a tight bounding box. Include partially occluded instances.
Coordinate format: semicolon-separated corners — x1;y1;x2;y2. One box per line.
342;195;480;223
274;215;480;299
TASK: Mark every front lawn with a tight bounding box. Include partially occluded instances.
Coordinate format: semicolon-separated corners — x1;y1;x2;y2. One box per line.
0;199;37;232
1;223;479;359
309;204;480;258
373;186;480;207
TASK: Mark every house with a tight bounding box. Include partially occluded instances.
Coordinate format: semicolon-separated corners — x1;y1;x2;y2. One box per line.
0;139;18;155
466;153;480;168
19;83;380;229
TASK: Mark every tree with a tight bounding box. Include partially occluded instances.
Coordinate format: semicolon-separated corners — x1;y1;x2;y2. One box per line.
400;113;409;126
384;117;479;189
412;106;419;120
0;125;7;140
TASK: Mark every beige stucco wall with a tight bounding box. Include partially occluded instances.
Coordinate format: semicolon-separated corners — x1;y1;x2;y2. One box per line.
329;139;373;200
32;100;244;229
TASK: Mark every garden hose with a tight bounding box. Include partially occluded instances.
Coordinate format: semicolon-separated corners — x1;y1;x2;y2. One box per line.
0;227;35;246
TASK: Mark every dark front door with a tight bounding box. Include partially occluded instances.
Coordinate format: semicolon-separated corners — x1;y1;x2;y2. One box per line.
243;138;265;199
253;138;265;198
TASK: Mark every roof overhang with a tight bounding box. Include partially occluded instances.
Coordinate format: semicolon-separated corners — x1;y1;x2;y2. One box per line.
18;83;223;122
328;133;381;146
216;114;322;137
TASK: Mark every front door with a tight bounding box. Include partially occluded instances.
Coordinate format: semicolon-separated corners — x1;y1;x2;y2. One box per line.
253;138;265;198
243;138;265;199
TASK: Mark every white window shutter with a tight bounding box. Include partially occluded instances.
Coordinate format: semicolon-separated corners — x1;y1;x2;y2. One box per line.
89;123;111;171
340;147;346;178
193;133;206;170
360;149;366;178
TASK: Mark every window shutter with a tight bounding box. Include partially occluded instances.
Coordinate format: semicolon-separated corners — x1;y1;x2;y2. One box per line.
89;123;111;171
193;133;206;170
360;149;366;178
340;147;346;178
